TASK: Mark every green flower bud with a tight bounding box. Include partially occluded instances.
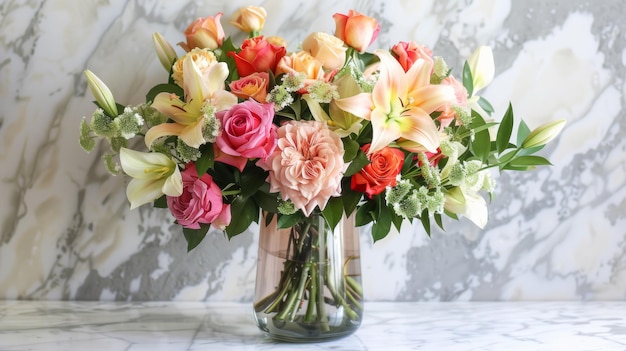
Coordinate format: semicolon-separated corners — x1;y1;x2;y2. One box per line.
84;70;118;117
152;32;177;72
521;119;566;149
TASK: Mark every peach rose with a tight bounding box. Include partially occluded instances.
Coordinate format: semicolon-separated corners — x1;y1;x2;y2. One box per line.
350;144;404;198
229;5;267;33
391;41;434;72
333;10;380;53
179;13;225;51
257;120;346;216
171;48;217;87
229;72;269;102
301;32;347;70
228;36;286;77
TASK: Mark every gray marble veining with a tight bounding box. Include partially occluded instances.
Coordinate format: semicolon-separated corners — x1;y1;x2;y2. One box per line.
0;0;625;301
1;301;625;350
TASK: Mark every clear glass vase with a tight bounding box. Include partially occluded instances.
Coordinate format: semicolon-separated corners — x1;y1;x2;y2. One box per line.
253;212;363;342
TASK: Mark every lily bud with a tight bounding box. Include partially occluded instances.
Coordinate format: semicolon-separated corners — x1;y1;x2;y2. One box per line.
467;46;494;94
521;119;566;149
84;70;118;117
152;32;177;72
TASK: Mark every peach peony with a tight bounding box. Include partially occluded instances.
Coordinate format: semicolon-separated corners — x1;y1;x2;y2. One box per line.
257;120;346;216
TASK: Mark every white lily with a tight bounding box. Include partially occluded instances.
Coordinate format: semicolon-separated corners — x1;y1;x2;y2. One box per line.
84;70;118;117
444;186;488;229
119;148;183;209
467;46;494;95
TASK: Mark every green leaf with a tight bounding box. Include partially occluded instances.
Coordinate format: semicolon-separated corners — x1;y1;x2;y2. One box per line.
344;149;370;177
508;155;552;167
516;119;531;146
239;165;268;199
342;137;360;164
277;212;303;229
153;195;168;208
391;211;403;232
372;206;392;242
322;196;344;230
195;144;214;177
225;196;259;238
355;200;375;227
462;61;474;98
145;83;183;104
253;191;280;213
420;209;431;237
470;112;490;162
496;103;514;154
477;96;494;115
183;223;211;252
434;212;444;231
341;179;363;217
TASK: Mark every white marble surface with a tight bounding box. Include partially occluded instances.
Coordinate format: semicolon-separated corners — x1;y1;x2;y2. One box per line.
0;301;625;350
1;0;626;301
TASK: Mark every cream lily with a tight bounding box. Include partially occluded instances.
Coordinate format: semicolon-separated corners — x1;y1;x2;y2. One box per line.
119;147;183;210
444;186;488;229
145;55;237;148
334;49;455;154
467;46;494;95
152;32;178;72
521;119;566;149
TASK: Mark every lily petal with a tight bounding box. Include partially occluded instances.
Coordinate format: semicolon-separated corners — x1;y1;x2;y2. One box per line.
162;166;183;196
178;118;206;148
127;178;166;210
144;122;186;148
333;93;373;120
396;107;440;153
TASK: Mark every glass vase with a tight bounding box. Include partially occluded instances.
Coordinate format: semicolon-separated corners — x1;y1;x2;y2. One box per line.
253;212;363;342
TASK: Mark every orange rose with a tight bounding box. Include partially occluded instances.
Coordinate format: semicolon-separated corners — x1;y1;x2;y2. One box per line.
229;72;269;102
391;41;433;72
276;51;325;81
351;144;404;198
179;13;225;51
333;10;380;53
228;36;286;77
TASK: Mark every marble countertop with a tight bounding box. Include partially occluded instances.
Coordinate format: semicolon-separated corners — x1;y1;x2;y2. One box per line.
0;301;624;350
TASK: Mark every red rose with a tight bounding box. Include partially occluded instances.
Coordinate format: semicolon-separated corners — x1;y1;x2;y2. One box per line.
351;144;404;198
228;36;286;77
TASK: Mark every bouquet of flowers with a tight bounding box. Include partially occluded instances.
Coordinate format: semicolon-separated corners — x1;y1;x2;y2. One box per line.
79;5;564;337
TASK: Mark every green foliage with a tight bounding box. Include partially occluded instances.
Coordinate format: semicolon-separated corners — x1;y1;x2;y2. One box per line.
183;223;210;252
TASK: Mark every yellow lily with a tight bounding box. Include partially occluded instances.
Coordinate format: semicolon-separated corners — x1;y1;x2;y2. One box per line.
145;55;237;148
334;49;455;154
119;148;183;210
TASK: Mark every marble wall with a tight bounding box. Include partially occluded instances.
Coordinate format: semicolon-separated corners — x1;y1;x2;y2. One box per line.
0;0;624;301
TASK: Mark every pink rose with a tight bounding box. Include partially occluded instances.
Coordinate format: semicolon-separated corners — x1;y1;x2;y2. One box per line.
179;13;225;51
167;163;231;230
436;75;468;127
333;10;380;53
216;100;277;164
228;72;269;103
257;120;346;216
228;36;286;77
391;41;433;72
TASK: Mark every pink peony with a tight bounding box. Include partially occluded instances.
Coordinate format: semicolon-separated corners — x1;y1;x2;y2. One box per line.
257;120;346;216
167;163;231;230
215;100;277;166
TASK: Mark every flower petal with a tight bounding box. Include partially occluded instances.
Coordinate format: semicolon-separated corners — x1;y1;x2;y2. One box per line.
162;166;183;196
397;107;440;153
333;93;373;120
126;178;164;210
144;122;186;148
178;119;206;148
